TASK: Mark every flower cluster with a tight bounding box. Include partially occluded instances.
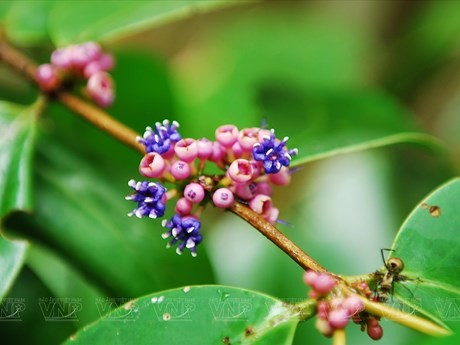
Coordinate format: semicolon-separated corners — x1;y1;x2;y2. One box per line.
126;120;298;256
36;41;115;107
303;270;383;341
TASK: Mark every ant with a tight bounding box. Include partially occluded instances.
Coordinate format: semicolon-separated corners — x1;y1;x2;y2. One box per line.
373;249;408;302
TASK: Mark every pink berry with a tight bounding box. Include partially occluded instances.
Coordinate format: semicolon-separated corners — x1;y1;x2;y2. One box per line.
312;274;336;295
343;295;365;316
175;197;193;215
249;194;272;215
268;166;291;186
215;124;238;147
196;138;213;159
303;270;318;286
86;71;115;107
139;152;166;178
238;127;259;151
212;188;234;208
367;322;383;340
227;159;254;183
170;160;191;180
174;138;198;163
184;183;205;204
328;309;349;329
36;64;60;92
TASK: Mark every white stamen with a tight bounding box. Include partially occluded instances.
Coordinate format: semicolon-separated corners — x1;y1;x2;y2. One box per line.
149;212;157;219
266;148;274;156
262;135;271;141
154;134;160;143
144;197;154;203
186;239;195;249
161;232;170;239
186;226;195;233
191;252;197;257
125;195;134;200
135;210;143;218
285;153;292;160
253;143;261;148
128;179;136;187
127;212;134;217
172;120;179;128
172;228;179;237
275;161;281;170
135;181;142;190
148;182;157;188
176;248;183;255
282;136;289;142
136;136;142;143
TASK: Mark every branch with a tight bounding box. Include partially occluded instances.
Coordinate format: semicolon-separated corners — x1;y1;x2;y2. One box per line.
1;38;329;274
230;202;328;273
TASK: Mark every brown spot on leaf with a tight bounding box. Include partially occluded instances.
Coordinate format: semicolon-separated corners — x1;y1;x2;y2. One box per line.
421;203;429;209
223;336;231;344
429;205;441;217
245;327;254;337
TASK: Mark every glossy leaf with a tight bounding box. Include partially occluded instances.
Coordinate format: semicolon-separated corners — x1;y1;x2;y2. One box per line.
3;1;54;46
0;100;36;298
49;1;247;46
3;140;215;297
63;285;302;345
390;178;460;328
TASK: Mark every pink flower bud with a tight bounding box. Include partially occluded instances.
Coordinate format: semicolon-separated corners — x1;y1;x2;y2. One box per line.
197;138;213;159
227;159;254;183
86;71;115;107
212;188;234;208
231;141;244;158
249;194;272;215
36;64;60;92
303;270;318;286
83;61;103;78
312;274;336;295
215;124;238;147
238;127;259;151
174;138;198;163
264;206;279;224
184;183;205;204
139;152;166;178
268;166;291;186
235;183;257;200
97;53;114;71
175;197;193;215
170;160;191;180
51;48;72;69
328;309;350;329
317;301;329;320
343;295;364;315
256;182;272;196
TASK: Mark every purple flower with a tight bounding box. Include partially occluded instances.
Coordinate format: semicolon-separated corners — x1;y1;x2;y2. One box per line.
126;179;166;218
252;130;298;174
161;214;203;257
137;120;181;154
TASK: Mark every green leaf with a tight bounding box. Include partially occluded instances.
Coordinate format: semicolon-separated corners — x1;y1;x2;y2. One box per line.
3;140;215;297
390;178;460;328
266;90;445;167
3;1;54;46
0;100;36;298
49;0;249;46
62;285;303;345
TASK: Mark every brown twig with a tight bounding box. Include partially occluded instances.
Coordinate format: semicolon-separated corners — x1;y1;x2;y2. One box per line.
230;202;328;273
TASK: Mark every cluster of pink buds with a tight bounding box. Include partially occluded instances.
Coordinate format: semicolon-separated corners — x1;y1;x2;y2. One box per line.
303;271;383;341
126;120;298;256
36;41;115;107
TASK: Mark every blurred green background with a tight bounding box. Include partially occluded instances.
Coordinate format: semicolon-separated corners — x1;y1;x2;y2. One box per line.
0;1;459;344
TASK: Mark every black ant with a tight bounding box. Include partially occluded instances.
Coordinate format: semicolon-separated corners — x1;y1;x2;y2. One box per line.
373;249;408;302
